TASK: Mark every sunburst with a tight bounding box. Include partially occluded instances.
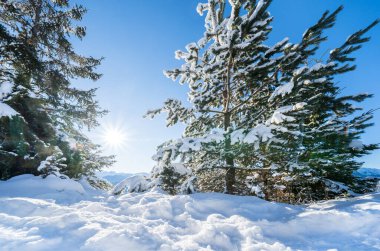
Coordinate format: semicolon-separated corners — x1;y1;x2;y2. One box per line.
100;122;128;150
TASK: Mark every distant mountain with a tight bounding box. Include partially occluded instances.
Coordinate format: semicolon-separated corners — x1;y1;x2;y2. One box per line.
354;168;380;178
97;171;149;185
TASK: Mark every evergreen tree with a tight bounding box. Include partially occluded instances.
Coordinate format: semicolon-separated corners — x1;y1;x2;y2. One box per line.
150;149;192;195
147;0;378;200
0;0;114;181
260;9;379;201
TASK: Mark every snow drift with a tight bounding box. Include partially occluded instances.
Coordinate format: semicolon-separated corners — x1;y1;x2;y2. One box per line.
0;174;379;251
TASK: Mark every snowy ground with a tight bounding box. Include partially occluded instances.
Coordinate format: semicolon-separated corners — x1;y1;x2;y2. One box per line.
0;175;379;251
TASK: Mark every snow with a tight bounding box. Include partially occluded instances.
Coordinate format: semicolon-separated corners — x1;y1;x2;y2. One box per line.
172;163;192;175
196;3;208;16
97;171;148;185
244;124;273;144
1;174;380;250
307;62;336;73
112;174;150;195
268;103;306;124
229;125;274;146
293;66;307;76
265;37;289;57
249;0;265;22
0;82;13;100
0;102;18;117
269;106;295;124
268;81;294;102
37;156;55;172
0;175;88;204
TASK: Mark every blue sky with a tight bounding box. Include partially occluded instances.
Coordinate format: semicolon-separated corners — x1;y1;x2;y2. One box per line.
72;0;380;173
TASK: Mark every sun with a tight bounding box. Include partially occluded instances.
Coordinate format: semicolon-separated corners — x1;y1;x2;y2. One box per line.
100;124;128;150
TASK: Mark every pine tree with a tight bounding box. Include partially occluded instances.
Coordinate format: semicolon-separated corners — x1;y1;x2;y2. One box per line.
0;0;114;181
150;149;192;195
148;0;302;194
260;9;379;201
147;0;378;200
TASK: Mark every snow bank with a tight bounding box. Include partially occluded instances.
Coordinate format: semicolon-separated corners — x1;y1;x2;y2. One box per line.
0;174;379;251
0;174;101;204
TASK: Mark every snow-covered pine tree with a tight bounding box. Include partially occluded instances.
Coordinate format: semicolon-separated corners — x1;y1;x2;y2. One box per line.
0;0;114;181
260;10;379;202
148;0;378;200
147;0;307;194
150;149;192;195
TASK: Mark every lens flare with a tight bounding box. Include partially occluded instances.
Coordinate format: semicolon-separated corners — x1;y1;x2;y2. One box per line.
100;123;128;150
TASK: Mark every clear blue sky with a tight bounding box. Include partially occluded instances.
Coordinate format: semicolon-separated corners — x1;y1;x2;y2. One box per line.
72;0;380;173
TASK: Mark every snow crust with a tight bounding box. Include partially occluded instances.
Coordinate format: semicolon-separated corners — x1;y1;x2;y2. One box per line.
0;174;379;251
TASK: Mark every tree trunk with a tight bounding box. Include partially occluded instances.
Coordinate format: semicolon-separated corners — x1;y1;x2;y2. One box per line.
225;163;235;194
30;0;42;46
224;40;235;194
224;112;235;194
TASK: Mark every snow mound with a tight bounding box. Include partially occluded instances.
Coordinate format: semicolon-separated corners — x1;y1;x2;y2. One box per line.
97;171;148;185
112;174;150;194
0;174;101;204
0;175;380;251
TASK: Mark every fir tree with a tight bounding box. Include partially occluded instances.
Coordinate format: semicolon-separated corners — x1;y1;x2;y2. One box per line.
147;0;378;200
261;9;379;201
150;149;192;195
0;0;114;181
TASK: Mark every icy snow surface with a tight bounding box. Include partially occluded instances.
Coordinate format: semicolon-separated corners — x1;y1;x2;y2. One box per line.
0;174;380;251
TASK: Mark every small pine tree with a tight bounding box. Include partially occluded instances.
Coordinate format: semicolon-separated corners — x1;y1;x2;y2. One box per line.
151;149;191;195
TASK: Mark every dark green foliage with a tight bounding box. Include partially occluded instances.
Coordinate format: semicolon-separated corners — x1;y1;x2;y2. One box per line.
158;165;185;195
0;0;114;181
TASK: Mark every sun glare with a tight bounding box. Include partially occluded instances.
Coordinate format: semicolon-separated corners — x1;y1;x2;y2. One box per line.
100;124;128;150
